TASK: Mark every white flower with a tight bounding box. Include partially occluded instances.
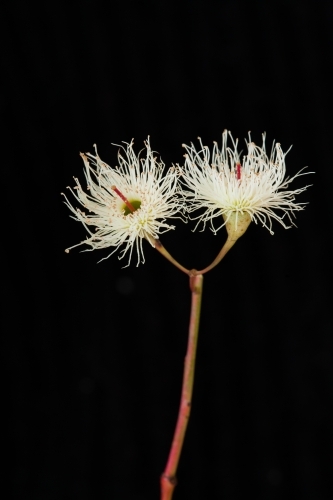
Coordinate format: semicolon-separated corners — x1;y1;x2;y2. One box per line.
181;130;312;234
62;138;184;266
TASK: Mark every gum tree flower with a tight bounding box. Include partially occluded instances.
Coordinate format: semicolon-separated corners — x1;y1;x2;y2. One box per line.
62;138;184;266
181;130;312;237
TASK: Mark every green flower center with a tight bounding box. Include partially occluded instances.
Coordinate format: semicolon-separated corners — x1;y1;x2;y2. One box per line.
123;199;141;216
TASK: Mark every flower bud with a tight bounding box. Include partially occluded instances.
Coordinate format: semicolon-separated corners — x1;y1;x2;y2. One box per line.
223;212;251;242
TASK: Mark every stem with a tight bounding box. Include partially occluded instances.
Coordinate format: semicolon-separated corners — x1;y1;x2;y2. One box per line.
197;212;252;275
196;236;236;275
152;238;191;276
160;274;204;500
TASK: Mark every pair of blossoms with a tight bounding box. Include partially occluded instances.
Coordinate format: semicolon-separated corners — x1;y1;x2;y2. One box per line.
63;130;311;266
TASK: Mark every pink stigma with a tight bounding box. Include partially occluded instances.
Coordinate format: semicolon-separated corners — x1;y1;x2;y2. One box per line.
111;185;136;213
236;163;241;180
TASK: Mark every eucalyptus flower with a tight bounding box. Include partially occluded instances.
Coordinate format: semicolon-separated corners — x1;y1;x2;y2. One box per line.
181;130;312;235
62;138;184;265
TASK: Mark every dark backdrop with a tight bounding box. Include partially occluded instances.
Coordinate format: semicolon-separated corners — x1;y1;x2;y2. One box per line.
3;1;332;499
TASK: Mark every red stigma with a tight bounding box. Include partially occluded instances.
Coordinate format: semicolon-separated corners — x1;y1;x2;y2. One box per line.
111;185;136;213
236;163;241;180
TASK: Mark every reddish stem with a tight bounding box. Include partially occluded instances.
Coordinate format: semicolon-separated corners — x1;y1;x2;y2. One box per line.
160;274;204;500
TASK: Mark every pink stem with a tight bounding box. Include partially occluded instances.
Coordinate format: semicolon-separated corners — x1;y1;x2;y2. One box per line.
160;274;204;500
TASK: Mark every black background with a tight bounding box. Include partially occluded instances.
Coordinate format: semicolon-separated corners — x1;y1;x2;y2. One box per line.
3;1;332;499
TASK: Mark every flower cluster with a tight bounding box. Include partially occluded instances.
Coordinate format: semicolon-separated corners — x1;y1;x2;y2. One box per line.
63;132;312;265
